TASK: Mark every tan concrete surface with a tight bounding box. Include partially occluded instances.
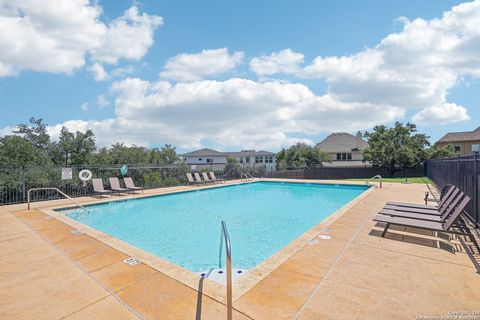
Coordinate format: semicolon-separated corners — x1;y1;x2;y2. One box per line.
1;180;479;320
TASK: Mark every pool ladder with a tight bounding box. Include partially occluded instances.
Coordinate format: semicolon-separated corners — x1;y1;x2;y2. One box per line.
218;221;233;320
366;175;382;189
27;187;90;212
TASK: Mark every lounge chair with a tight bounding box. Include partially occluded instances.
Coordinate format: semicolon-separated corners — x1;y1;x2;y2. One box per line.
210;172;225;183
124;177;143;193
186;173;203;185
109;177;130;194
386;185;457;210
378;192;465;222
383;188;461;217
373;195;480;252
193;172;206;185
202;172;216;184
92;178;113;197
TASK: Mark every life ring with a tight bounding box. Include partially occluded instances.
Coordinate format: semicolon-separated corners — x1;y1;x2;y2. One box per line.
79;169;93;182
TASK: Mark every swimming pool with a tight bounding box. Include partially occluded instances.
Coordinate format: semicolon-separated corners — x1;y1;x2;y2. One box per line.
64;181;368;273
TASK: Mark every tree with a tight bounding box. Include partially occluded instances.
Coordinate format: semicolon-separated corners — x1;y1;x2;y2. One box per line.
51;127;96;165
149;144;179;164
0;136;50;167
276;142;330;170
13;117;51;150
363;122;430;177
427;144;456;159
223;157;242;178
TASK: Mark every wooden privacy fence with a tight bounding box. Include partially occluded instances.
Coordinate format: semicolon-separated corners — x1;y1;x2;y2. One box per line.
426;155;479;228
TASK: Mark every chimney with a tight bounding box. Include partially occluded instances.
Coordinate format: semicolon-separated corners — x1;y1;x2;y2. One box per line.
356;131;362;150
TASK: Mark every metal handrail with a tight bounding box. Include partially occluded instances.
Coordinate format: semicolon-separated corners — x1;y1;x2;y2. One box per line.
366;175;382;189
218;221;233;320
27;187;89;212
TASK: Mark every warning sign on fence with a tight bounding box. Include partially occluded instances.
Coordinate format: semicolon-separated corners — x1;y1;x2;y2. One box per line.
61;168;73;180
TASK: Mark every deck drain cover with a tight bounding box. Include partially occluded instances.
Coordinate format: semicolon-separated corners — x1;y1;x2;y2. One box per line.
307;239;319;245
318;234;331;240
319;227;332;233
70;230;82;235
123;257;139;266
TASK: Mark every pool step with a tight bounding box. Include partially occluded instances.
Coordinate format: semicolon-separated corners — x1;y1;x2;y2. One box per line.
198;268;248;286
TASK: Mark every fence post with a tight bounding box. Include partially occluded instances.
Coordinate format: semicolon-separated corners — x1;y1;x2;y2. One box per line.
474;153;479;227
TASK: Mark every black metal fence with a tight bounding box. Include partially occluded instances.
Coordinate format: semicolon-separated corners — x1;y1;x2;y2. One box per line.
426;155;479;228
267;166;425;180
0;164;192;205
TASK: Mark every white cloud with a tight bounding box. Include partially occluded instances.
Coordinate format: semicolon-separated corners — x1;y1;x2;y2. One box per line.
80;102;89;111
0;2;162;77
283;0;480;125
250;49;304;76
412;103;470;125
91;6;163;64
89;63;134;82
89;62;108;81
17;77;400;149
96;95;110;108
159;48;244;81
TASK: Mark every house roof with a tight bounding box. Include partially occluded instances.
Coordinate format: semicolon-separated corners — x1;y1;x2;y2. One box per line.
315;132;369;153
437;127;480;143
225;150;275;157
182;148;224;157
182;148;275;157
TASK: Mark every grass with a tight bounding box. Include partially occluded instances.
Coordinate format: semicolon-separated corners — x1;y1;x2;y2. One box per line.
345;177;432;184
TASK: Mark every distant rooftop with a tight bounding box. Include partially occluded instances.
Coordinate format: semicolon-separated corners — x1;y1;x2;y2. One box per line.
437;127;480;143
182;148;275;157
316;132;369;153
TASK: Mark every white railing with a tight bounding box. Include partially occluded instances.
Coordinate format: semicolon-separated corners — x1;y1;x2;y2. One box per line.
366;175;382;189
27;187;90;212
218;221;233;320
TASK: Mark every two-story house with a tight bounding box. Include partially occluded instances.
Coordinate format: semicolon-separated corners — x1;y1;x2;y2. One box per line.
315;131;369;167
436;127;480;156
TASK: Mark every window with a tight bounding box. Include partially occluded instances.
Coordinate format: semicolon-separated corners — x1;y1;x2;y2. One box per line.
255;156;263;163
336;153;352;160
265;156;273;163
198;158;202;161
454;145;461;155
472;144;480;155
206;158;214;163
245;157;250;163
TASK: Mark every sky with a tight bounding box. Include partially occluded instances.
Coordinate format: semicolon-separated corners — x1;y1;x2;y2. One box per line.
0;0;479;152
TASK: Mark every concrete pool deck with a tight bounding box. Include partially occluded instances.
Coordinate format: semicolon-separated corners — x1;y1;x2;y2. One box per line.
1;179;479;319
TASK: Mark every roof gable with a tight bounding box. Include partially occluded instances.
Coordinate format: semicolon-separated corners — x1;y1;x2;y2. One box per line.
315;132;369;153
182;148;224;157
437;127;480;143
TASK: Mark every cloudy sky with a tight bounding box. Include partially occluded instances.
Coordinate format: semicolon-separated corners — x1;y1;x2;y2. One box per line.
0;0;479;152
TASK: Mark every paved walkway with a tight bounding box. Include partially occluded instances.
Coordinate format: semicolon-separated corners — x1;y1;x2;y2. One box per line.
1;180;479;319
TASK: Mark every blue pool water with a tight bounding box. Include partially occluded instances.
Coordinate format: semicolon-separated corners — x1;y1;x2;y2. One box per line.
64;181;368;272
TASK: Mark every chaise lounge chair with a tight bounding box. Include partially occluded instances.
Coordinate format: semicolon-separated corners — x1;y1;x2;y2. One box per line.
378;191;465;222
210;171;225;183
124;177;143;193
186;173;203;186
373;195;480;252
385;185;457;211
92;178;113;197
202;172;216;184
109;177;130;194
193;172;206;185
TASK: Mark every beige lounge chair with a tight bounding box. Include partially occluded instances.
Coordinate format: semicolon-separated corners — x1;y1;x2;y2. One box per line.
109;177;130;194
124;177;143;193
92;178;113;197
